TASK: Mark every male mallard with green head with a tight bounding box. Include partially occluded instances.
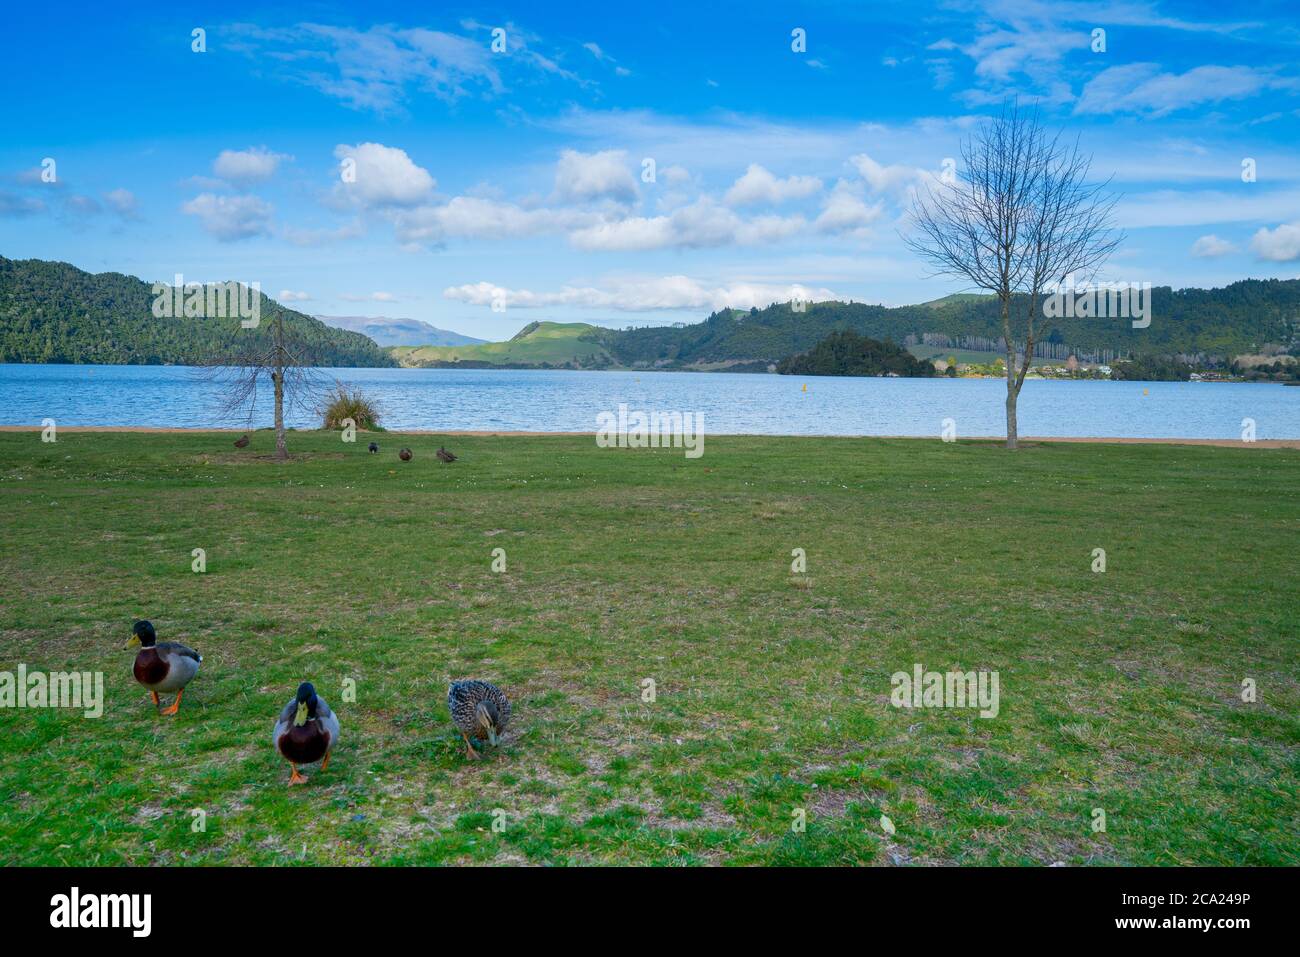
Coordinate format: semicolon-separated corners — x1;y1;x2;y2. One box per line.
448;679;511;759
126;620;201;715
273;682;340;786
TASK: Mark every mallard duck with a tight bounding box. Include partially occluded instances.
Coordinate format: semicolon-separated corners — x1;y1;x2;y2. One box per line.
436;446;457;463
273;682;340;786
368;441;379;453
398;447;413;461
126;620;201;715
448;680;510;759
234;434;250;448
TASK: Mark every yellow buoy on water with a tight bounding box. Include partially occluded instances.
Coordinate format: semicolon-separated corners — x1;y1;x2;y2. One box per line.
802;383;808;392
1143;388;1149;396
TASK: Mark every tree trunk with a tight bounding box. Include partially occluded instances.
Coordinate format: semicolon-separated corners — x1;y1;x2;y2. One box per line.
272;314;288;460
273;370;287;460
1005;382;1018;450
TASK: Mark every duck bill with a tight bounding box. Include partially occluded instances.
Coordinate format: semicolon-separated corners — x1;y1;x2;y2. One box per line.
125;635;141;650
488;728;498;746
294;702;308;727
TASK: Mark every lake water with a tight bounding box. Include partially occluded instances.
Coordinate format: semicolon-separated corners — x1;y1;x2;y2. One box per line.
1;363;1298;439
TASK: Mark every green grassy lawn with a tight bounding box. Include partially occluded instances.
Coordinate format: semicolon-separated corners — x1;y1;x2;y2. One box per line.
0;430;1296;866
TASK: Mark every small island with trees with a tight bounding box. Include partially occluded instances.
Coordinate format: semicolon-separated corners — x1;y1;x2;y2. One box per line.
776;329;939;378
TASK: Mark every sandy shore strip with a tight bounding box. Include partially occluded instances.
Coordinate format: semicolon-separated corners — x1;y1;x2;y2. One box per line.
2;425;1297;448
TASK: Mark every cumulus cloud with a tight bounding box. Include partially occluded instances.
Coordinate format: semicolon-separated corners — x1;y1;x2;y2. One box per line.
723;164;822;207
444;275;839;312
850;153;923;195
814;181;884;235
554;149;638;204
213;146;291;185
181;193;273;241
1190;234;1235;258
387;196;596;246
334;143;436;208
569;199;804;251
1250;222;1300;262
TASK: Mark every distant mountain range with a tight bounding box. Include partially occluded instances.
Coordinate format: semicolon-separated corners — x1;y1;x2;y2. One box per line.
314;315;485;348
3;256;1297;371
0;257;394;366
391;321;606;367
393;280;1300;371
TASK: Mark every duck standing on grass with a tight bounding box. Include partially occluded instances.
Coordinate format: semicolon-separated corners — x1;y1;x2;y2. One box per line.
274;682;340;786
448;680;511;759
368;441;379;453
126;620;201;715
399;447;413;461
436;446;457;463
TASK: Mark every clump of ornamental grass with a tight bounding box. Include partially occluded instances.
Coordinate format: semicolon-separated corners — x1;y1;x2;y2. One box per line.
321;383;382;431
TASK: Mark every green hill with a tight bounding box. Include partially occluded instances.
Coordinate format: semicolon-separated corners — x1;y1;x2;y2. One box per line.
601;279;1300;369
0;257;395;366
391;320;612;368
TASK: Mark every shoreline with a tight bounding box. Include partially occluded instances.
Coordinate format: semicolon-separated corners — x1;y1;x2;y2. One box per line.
2;425;1296;448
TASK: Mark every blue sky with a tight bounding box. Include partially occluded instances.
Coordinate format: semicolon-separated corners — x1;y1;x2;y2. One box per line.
2;0;1299;340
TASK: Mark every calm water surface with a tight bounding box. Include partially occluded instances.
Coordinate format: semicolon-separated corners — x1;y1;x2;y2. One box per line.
1;364;1297;439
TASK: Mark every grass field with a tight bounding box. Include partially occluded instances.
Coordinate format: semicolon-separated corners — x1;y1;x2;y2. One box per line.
0;430;1296;866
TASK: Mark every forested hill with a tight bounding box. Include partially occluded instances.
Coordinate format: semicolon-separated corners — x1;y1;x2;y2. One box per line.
0;257;396;366
599;279;1300;368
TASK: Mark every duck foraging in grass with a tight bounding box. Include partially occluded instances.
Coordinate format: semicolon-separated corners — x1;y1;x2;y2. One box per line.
274;682;340;786
368;441;379;453
436;446;457;463
448;680;511;759
398;447;413;461
234;434;250;449
126;620;201;716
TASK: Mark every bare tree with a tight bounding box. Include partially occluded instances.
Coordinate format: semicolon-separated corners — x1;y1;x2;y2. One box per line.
199;296;327;460
907;103;1121;448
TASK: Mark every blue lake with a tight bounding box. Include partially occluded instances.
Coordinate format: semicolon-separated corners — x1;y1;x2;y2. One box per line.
1;363;1298;439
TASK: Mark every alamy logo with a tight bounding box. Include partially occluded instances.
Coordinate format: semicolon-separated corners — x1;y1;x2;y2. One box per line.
890;664;1000;718
1042;275;1151;329
0;666;103;718
596;404;704;458
50;887;151;937
151;273;261;328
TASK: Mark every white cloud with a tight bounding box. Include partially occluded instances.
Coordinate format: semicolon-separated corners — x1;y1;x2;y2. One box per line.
213;147;291;185
444;275;839;312
228;23;509;113
723;164;822;207
814;181;884;235
660;165;691;187
334;143;436;208
554;149;638;204
850;153;923;195
1075;64;1296;117
1190;235;1235;258
102;188;138;218
341;291;400;302
387;196;596;246
1251;223;1300;262
181;193;273;241
568;199;803;252
0;192;45;217
279;290;312;302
